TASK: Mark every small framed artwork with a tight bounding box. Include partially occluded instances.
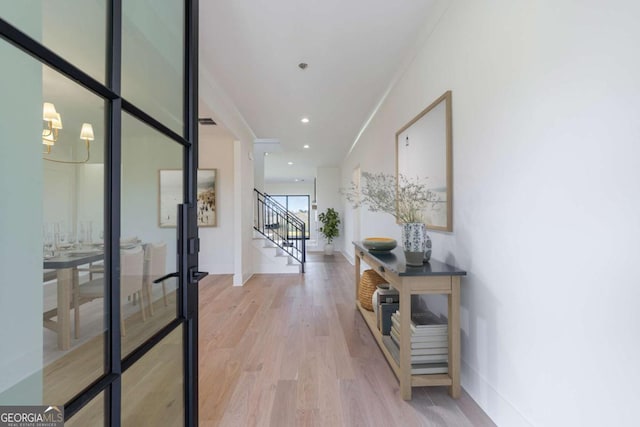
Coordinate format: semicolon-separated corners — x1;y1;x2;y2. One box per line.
159;169;217;228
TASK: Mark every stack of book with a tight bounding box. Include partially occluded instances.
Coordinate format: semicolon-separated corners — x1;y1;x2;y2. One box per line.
383;310;448;374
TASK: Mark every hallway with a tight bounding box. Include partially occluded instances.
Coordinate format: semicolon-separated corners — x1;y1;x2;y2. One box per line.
198;254;494;426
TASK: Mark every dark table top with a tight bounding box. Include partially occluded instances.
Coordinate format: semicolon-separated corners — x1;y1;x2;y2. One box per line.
43;251;104;269
353;241;466;277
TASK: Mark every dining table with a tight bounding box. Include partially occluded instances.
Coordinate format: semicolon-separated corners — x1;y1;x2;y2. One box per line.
43;251;104;350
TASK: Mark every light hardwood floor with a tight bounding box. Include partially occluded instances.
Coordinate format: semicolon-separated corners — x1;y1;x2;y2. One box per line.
45;252;493;425
199;253;495;427
43;286;179;405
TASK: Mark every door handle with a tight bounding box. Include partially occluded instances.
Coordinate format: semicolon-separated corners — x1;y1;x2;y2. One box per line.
153;270;208;284
189;268;208;284
153;272;179;284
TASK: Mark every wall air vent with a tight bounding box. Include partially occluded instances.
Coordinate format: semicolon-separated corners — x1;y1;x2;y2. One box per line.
198;117;217;126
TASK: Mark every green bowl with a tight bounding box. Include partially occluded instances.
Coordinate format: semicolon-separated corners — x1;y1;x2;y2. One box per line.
363;237;397;252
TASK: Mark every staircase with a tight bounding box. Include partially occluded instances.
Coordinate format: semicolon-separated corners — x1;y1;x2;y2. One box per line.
254;189;306;273
251;235;303;273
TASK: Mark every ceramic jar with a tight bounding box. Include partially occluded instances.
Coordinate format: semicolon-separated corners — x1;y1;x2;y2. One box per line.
401;222;432;266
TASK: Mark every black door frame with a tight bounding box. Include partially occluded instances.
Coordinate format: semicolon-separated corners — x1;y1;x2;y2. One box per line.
0;1;200;425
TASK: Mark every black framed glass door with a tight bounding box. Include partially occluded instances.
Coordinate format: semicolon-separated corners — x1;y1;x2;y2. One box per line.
271;195;311;239
0;1;200;425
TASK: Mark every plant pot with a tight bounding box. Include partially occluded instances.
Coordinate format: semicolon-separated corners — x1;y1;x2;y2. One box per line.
401;222;431;266
324;243;334;255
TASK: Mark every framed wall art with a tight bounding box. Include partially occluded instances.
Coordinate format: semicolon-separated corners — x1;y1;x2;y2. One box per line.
159;169;217;227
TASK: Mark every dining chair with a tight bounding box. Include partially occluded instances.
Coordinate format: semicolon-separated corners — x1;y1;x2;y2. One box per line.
74;245;145;338
83;237;139;282
143;242;168;316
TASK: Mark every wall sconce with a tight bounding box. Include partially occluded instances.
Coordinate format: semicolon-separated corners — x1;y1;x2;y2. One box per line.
42;102;94;164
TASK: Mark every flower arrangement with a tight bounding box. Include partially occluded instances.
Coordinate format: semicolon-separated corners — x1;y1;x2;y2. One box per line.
342;172;438;224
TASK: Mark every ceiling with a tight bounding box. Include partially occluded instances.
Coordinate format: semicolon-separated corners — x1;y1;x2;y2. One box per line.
199;0;439;183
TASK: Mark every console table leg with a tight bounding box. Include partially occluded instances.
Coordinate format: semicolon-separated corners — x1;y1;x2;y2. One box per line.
354;250;361;308
448;276;461;398
400;288;412;400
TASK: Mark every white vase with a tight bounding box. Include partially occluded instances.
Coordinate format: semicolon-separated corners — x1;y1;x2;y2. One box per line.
324;243;334;255
401;223;431;266
372;289;380;316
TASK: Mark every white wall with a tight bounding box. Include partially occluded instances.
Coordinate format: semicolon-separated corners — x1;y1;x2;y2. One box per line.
341;1;640;425
234;139;255;285
201;69;257;285
0;34;43;402
43;162;76;232
253;151;265;193
76;164;104;233
264;181;314;197
198;125;235;273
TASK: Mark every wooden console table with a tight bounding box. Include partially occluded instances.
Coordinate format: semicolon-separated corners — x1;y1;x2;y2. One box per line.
353;241;466;400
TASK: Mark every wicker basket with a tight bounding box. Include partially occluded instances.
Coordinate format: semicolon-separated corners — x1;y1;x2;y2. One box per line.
359;269;388;311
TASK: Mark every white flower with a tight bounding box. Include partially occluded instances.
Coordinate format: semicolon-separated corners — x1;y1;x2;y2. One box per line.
342;172;442;224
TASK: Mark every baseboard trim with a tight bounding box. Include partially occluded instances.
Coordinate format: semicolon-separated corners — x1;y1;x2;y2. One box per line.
461;359;533;427
233;272;253;286
198;263;234;275
343;250;355;265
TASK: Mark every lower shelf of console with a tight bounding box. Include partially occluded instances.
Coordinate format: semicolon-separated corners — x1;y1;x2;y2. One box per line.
356;301;453;388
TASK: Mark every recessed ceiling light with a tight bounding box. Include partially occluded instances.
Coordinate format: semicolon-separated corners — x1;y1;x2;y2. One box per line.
264;152;269;156
303;144;310;149
301;117;310;124
294;179;299;182
288;161;294;165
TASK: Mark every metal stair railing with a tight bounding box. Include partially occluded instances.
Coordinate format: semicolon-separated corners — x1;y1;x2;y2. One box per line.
254;188;306;273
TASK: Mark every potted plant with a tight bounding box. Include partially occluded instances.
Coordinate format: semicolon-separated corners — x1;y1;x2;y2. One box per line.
343;172;437;265
318;207;340;255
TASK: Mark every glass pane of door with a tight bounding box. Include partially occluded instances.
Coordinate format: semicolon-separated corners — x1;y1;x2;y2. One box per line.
66;392;104;427
271;195;287;207
2;0;194;422
122;327;184;426
0;0;107;83
121;112;182;357
122;0;184;135
0;40;106;406
271;195;310;239
288;196;310;239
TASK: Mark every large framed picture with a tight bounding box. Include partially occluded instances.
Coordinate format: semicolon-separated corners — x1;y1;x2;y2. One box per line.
159;169;217;228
